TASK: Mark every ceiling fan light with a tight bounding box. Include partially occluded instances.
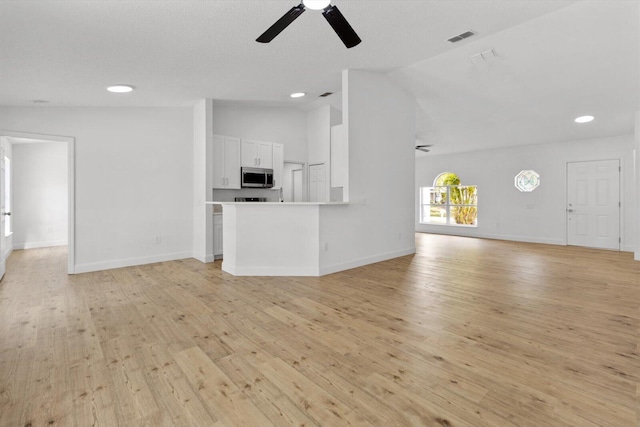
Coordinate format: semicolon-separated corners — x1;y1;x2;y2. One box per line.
574;115;594;123
107;85;134;93
303;0;330;10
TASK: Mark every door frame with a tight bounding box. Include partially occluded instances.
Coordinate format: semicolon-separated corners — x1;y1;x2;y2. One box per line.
284;160;308;202
0;130;76;273
565;158;623;250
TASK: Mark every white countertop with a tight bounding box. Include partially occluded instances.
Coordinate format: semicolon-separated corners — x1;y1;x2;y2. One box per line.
205;201;350;206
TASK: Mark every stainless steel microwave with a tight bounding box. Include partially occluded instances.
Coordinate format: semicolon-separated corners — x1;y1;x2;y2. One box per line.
241;167;274;188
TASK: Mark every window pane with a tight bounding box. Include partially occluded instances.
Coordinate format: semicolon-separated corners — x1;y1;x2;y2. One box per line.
449;186;477;206
450;206;477;226
423;204;447;224
419;184;477;227
430;186;447;204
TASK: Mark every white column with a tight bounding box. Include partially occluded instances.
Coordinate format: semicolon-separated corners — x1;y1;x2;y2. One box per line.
635;0;640;261
193;100;214;262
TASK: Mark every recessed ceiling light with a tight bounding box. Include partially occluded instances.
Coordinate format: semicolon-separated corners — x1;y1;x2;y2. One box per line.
574;115;594;123
290;92;306;98
107;85;134;93
303;0;330;10
31;100;49;104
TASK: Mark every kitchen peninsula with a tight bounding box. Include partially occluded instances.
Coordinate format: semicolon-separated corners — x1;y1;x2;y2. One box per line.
206;201;349;276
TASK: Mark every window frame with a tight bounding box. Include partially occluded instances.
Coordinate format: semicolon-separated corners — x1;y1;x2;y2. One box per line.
419;184;478;227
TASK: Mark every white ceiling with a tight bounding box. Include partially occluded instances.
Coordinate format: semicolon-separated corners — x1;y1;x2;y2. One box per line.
1;0;637;154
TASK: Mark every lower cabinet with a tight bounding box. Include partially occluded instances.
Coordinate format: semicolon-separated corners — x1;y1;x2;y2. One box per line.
213;213;223;259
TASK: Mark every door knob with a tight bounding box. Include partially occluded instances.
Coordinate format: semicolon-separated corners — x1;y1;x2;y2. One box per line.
2;212;10;216
567;209;574;213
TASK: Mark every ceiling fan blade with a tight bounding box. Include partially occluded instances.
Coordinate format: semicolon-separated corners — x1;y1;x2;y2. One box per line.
256;3;306;43
322;5;361;48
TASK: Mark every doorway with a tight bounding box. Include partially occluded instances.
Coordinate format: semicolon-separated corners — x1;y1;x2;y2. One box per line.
0;131;75;274
283;161;306;202
566;159;620;250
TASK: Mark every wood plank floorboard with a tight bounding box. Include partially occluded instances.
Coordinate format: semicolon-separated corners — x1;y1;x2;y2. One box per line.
1;234;639;426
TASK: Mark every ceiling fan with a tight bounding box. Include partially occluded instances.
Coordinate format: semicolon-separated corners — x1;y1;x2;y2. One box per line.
256;0;362;49
415;144;433;153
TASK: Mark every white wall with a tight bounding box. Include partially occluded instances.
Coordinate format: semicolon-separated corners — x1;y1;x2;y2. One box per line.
634;111;640;261
12;142;68;249
318;70;416;274
307;105;340;202
307;105;340;165
415;134;637;251
211;102;307;161
0;106;194;272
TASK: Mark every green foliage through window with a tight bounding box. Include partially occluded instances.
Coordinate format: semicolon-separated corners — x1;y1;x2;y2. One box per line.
420;173;477;226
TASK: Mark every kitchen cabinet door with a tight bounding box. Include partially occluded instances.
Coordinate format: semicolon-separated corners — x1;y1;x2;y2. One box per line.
272;143;284;189
213;214;223;257
242;139;273;168
212;135;226;189
257;141;273;168
213;135;240;189
241;139;258;167
224;136;241;188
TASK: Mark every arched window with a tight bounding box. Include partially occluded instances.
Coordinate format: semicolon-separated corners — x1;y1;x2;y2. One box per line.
434;172;460;187
420;172;477;226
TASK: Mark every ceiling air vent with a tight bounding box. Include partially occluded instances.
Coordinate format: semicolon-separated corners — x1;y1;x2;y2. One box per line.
447;30;475;43
319;92;334;97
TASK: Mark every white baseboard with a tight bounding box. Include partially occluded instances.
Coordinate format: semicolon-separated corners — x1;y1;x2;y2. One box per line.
222;262;320;277
319;247;416;276
14;240;67;250
415;227;565;246
73;251;193;274
192;252;215;263
221;247;416;277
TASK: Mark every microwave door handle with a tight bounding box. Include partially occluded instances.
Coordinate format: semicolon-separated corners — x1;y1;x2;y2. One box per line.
264;172;267;187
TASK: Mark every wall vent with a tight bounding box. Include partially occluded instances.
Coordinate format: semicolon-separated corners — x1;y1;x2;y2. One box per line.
447;30;475;43
319;92;333;97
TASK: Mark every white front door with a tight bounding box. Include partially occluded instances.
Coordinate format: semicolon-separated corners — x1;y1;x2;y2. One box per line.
0;145;6;280
567;159;620;250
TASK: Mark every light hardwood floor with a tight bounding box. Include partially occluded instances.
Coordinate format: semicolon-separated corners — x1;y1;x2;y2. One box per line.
1;233;639;426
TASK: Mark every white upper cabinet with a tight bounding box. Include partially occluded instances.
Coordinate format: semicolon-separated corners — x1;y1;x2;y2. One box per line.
257;141;273;169
213;135;241;189
272;143;284;189
241;139;273;168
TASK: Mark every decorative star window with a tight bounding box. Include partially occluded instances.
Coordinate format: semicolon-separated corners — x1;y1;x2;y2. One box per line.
515;170;540;192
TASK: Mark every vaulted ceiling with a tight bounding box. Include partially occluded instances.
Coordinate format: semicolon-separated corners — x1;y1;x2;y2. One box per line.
1;0;637;154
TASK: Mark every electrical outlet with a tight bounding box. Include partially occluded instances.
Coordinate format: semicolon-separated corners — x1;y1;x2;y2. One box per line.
155;236;162;245
323;242;329;252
